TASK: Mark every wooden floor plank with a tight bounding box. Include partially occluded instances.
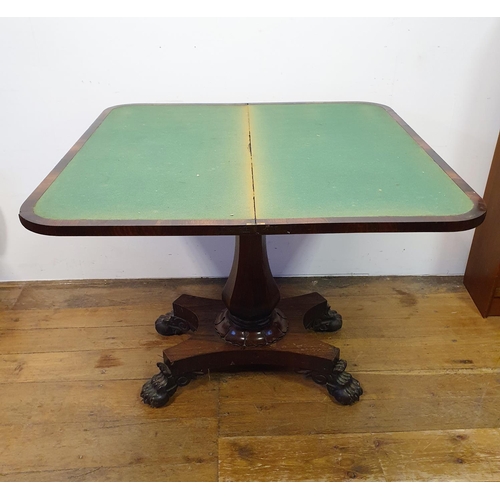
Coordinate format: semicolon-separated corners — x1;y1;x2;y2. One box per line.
329;335;500;371
0;305;165;330
0;348;169;383
0;378;220;425
218;371;500;437
0;419;218;477
11;279;223;311
0;462;216;482
0;325;175;355
277;275;467;297
218;428;500;481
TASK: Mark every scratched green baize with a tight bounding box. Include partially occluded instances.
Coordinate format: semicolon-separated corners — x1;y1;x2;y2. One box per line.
34;105;254;221
250;103;473;220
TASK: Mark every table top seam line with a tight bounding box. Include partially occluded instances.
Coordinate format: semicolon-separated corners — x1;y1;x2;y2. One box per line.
246;104;257;224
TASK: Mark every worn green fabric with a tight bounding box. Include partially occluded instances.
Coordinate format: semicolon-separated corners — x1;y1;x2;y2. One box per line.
250;103;473;219
34;105;254;221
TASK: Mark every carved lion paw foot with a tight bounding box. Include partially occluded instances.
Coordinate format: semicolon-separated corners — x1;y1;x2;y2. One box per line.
141;363;202;408
140;362;179;407
326;359;363;405
306;305;343;332
311;359;363;405
155;312;192;336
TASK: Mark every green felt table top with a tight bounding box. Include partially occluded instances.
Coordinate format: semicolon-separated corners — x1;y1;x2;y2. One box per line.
27;102;480;231
34;105;254;223
250;104;473;219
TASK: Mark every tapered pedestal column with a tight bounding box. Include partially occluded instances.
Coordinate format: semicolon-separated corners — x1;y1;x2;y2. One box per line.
216;234;288;347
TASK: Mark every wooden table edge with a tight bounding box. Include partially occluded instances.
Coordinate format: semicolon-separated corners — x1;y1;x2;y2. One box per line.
18;207;485;236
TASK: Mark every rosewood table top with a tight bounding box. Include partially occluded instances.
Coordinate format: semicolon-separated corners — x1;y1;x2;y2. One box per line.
19;102;485;236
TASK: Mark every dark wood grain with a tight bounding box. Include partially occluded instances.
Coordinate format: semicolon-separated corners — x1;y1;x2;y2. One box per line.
464;133;500;316
19;102;485;237
222;235;279;321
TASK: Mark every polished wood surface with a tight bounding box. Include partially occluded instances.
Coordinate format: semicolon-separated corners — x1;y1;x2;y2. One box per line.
2;276;500;481
222;235;280;321
464;133;500;316
164;295;339;373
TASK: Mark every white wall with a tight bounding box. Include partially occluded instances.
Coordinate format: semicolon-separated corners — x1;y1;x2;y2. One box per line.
1;17;499;281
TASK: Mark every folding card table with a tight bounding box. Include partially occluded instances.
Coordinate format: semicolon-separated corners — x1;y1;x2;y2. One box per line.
20;102;485;408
